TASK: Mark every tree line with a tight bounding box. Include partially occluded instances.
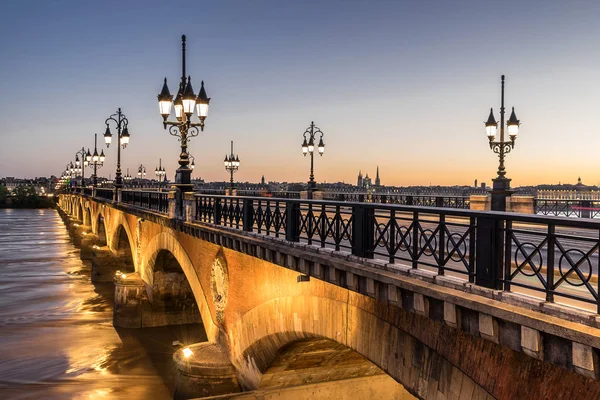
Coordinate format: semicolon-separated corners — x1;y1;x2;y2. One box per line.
0;185;55;208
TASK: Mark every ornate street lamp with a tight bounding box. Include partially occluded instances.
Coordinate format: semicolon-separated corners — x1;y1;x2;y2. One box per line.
124;168;133;185
137;164;146;178
74;148;88;192
485;75;521;211
157;35;210;217
155;158;166;191
86;133;105;188
223;141;240;194
301;121;325;198
103;108;130;190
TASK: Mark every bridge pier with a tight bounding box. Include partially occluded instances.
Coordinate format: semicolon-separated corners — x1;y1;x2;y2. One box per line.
173;342;241;400
91;250;130;283
114;272;146;328
113;270;203;329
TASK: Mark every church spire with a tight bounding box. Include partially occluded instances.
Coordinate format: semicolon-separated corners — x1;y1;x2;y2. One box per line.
375;166;380;187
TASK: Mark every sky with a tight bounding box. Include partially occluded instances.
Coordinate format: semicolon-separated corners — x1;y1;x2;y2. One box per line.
1;0;599;187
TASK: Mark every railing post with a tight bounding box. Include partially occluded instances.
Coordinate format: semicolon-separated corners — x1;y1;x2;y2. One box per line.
581;200;591;218
475;215;504;289
406;195;413;206
242;198;254;232
184;193;196;222
214;198;222;225
352;204;374;258
436;196;444;208
546;224;555;303
168;191;176;219
285;201;300;242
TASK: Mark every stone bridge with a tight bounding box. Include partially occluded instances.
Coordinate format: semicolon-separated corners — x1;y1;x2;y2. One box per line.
58;191;600;399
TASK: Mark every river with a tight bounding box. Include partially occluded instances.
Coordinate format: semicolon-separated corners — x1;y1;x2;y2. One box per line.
0;208;206;399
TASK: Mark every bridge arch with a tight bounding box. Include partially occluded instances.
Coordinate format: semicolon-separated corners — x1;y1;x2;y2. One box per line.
108;212;137;271
141;231;218;342
83;203;92;227
94;212;107;246
229;295;491;399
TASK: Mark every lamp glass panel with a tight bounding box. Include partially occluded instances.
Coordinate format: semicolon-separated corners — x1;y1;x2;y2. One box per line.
182;98;196;114
196;103;209;118
159;100;172;116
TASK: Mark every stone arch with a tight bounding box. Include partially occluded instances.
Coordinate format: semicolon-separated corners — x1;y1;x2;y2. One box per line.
83;204;92;227
94;211;107;246
228;296;492;399
255;337;412;398
141;231;218;342
108;212;137;271
77;202;83;222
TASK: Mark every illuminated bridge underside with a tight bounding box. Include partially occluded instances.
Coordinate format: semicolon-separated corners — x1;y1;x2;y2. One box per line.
60;194;600;399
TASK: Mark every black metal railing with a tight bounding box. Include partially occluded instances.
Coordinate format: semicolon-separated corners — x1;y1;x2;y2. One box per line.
83;187;93;196
321;192;471;209
194;194;600;313
535;199;600;219
95;188;114;200
196;188;301;199
121;190;168;213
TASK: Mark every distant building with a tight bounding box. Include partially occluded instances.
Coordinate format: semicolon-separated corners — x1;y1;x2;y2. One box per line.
357;167;379;189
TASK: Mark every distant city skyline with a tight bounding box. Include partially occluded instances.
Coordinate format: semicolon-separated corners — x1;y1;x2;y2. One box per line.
1;1;600;186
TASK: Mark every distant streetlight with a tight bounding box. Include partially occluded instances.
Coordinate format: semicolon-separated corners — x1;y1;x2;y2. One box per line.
485;75;521;211
74;147;88;192
223;141;240;194
86;133;105;188
137;164;146;178
155;158;166;191
157;35;210;217
103;108;130;190
301;121;325;198
124;168;133;184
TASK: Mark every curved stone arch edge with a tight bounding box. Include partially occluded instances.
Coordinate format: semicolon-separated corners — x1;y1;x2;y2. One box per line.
108;211;138;269
226;295;493;399
140;230;219;343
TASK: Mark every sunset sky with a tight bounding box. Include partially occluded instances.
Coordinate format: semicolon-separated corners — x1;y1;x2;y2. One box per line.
1;0;599;187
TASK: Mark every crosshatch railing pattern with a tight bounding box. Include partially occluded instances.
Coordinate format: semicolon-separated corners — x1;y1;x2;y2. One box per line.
95;188;114;200
81;189;600;313
121;190;168;213
321;192;471;209
535;199;600;219
191;194;600;312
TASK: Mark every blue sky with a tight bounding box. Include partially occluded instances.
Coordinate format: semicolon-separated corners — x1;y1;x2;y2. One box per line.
1;0;599;186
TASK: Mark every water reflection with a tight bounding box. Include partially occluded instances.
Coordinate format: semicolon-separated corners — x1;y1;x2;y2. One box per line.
0;209;206;399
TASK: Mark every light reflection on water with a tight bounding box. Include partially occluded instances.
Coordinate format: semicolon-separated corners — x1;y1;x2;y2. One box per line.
0;209;206;399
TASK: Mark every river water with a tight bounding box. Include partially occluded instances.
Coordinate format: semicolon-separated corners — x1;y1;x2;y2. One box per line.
0;209;205;399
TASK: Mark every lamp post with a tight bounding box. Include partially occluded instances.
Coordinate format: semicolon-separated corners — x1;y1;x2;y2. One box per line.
301;121;325;198
485;75;521;211
223;141;240;194
137;164;146;184
124;168;133;186
74;148;88;192
103;108;130;190
157;34;210;218
86;133;105;188
67;162;78;191
155;158;166;191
